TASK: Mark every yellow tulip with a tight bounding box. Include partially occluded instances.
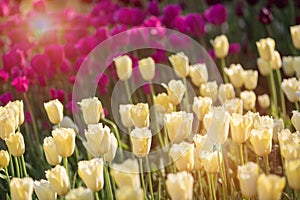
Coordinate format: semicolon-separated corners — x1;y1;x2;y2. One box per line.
193;134;207;170
237;162;260;198
65;187;94;200
257;57;272;76
6;100;24;126
211;34;229;59
270;51;282;70
282;56;295;76
168;52;189;78
0;107;17;140
52;128;76;157
116;186;143;200
169;141;194;171
114;55;132;81
166;171;194;200
0;150;9;168
257;173;286;200
130;127;152;157
201;150;222;173
46;165;70;196
281;78;299;103
258;94;270;109
250;128;272;157
5;132;25;157
44;99;64;125
272;119;284;143
43;136;62;166
162;79;186;106
78;97;103;125
192;96;212;121
223;98;243;115
119;104;133;128
34;179;57;200
104;134;118;162
224;64;244;88
154;93;173;113
218;83;235;105
242;70;258;90
230;113;253;144
293;56;300;78
10;177;33;200
285;159;300;190
291;110;300;131
189;63;208;86
130;103;149;128
290;25;300;49
138;57;155;81
240;90;256;111
256;37;275;61
200;81;218;103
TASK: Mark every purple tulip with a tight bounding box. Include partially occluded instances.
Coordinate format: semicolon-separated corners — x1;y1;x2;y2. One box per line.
0;69;8;83
66;101;79;114
31;54;50;76
161;4;181;27
143;16;166;39
204;4;227;25
60;59;72;74
259;7;273;25
147;1;160;16
50;88;65;102
94;27;110;43
0;92;13;106
45;44;65;67
236;1;244;17
25;111;32;124
185;13;206;37
152;49;167;63
229;43;241;55
2;49;26;72
12;76;29;93
76;36;98;55
173;15;188;33
142;83;151;94
0;1;9;17
169;33;191;49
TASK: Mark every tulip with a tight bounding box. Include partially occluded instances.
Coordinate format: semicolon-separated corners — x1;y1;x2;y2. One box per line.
114;55;132;81
192;96;212;121
116;186;143;200
164;111;193;143
44;99;64;125
104;133;118;162
281;78;299;102
272;119;284;143
224;64;244;88
166;171;194;200
237;162;260;198
293;56;300;78
218;83;235;105
210;35;229;59
280;143;300;161
46;165;70;196
270;51;282;70
253;115;274;130
193;134;207;170
201;150;222;173
119;104;133;128
240;90;256;111
257;57;271;76
43;137;62;166
291;110;300;131
65;187;94;200
10;177;33;200
203;110;213;131
290;25;300;49
78;97;103;125
34;180;57;200
6;100;24;126
130;103;149;128
242;70;258;90
257;174;286;200
169;141;194;171
5;132;25;157
258;94;270;109
111;159;140;188
223;98;243;115
0;107;17;140
162;79;186;106
138;57;155;81
52;128;76;157
256;37;275;61
78;158;104;192
250;128;272;157
154;93;173;113
230;113;253;144
285;159;300;190
200;81;218;103
189;63;208;86
0;150;9;168
282;56;295;76
168;52;189;78
130;127;152;157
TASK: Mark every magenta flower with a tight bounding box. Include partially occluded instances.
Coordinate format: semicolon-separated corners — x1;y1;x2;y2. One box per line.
0;92;13;106
142;83;151;94
33;0;46;12
50;88;65;102
96;73;110;95
64;43;79;61
31;54;50;76
204;4;227;25
66;101;79;114
152;49;167;63
10;67;23;79
39;30;58;46
173;15;188;33
161;4;181;27
12;76;29;93
45;44;65;67
0;69;9;82
94;27;109;43
2;49;26;72
168;33;191;49
185;13;205;37
8;29;28;45
114;7;146;26
258;7;273;25
147;1;160;16
76;36;97;55
143;16;166;39
25;111;32;124
229;43;241;55
60;59;72;74
0;1;9;17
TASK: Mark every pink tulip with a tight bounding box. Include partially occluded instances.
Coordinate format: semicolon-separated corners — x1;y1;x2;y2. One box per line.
0;69;9;83
25;111;32;124
12;76;29;93
0;92;13;106
45;44;65;67
31;54;50;75
204;4;227;25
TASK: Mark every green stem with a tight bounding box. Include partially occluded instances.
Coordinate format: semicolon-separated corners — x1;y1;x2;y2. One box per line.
210;174;217;200
95;192;100;200
14;156;20;178
23;93;39;143
264;156;270;175
139;158;147;200
207;171;213;200
269;71;279;118
125;80;133;104
21;155;28;177
182;78;190;112
295;102;299;111
145;157;154;200
63;157;71;183
18;157;23;177
109;162;117;196
276;69;287;116
217;146;228;199
9;153;14;177
4;167;10;195
197;171;204;200
239;144;244;165
104;164;113;200
221;58;229;83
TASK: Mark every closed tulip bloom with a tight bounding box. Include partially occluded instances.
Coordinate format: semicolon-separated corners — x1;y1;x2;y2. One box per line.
282;56;295;76
34;180;57;200
203;110;213;131
10;177;33;200
218;83;235;105
130;103;149;128
138;57;155;81
224;64;244;88
270;51;282;70
189;63;208;86
52;128;76;157
0;150;9;168
111;159;140;188
192;96;212;120
200;81;218;103
78;97;103;125
201;150;222;173
46;165;70;196
6;100;24;126
193;134;207;170
119;104;133;128
211;34;229;59
253;115;274;130
168;52;189;78
169;141;194;171
290;25;300;49
164;111;193;143
116;186;143;200
250;128;272;156
240;90;256;111
154;93;173;113
242;70;258;90
257;174;285;200
166;171;194;200
281;143;300;161
130;127;152;157
291;110;300;131
281;78;299;102
65;187;94;200
0;107;17;140
223;98;243;115
293;56;300;78
44;99;64;125
78;158;104;192
230;113;253;144
114;55;132;81
162;80;186;106
258;94;270;109
285;159;300;190
104;134;118;162
272;119;284;143
43;137;62;166
237;162;260;198
257;57;271;76
256;37;275;61
5;132;25;157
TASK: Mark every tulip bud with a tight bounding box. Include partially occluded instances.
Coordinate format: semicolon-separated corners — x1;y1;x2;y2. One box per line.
272;119;284;143
285;159;300;190
0;107;17;140
138;57;155;81
6;100;24;126
290;25;300;49
257;174;286;200
293;56;300;78
240;90;256;111
34;179;57;200
224;64;244;88
258;94;270;109
0;150;9;168
46;165;70;196
130;103;149;128
104;134;118;162
193;134;207;170
189;63;208;86
291;110;300;131
211;35;229;59
78;97;103;125
65;187;94;200
230;113;253;144
250;128;272;156
164;111;193;143
201;150;222;173
130;127;152;157
257;57;271;76
116;186;143;200
281;78;299;102
192;96;212;121
114;55;132;81
166;171;194;200
5;132;25;157
223;98;243;115
168;52;189;78
52;128;76;157
256;38;275;61
218;83;235;105
203;111;212;131
200;81;218;103
10;177;33;200
237;162;260;198
43;137;62;166
270;51;282;70
78;158;104;192
44;99;64;125
119;104;133;128
154;93;173;113
111;159;140;188
162;79;186;106
169;141;194;171
242;70;258;90
282;56;295;76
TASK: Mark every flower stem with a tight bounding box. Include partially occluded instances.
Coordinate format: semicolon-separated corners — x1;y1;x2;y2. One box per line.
207;171;213;200
23;93;39;143
17;157;23;177
9;153;14;177
139;158;147;200
275;69;287;116
145;157;154;200
221;58;229;83
239;144;244;165
4;167;10;195
104;164;113;200
210;174;217;200
63;157;70;183
295;102;299;111
21;155;28;177
264;156;270;174
125;80;133;104
14;156;20;178
197;171;204;200
95;192;100;200
269;71;279;118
